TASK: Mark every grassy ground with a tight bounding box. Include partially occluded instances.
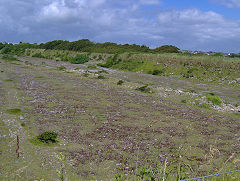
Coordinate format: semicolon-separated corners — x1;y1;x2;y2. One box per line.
0;54;239;180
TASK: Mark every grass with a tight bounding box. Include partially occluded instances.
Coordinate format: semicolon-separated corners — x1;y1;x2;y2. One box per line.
6;108;21;114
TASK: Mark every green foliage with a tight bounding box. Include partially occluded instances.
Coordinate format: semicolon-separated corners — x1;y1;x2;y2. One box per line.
213;53;224;57
1;55;19;61
6;108;21;114
152;69;165;75
97;75;105;79
135;85;152;93
3;79;14;82
69;54;89;64
199;103;210;109
55;152;66;181
206;93;222;105
153;45;180;53
112;58;144;71
137;166;155;180
181;99;187;103
37;131;58;143
117;80;124;85
87;64;97;69
98;54;120;68
97;70;109;74
57;66;66;71
37;39;151;53
0;43;36;55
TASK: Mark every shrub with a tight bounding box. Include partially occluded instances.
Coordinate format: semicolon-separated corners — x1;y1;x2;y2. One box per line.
57;66;66;71
37;131;58;143
117;80;124;85
70;54;89;64
206;93;222;105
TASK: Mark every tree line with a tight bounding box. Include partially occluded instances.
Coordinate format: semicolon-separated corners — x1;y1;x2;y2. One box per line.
0;39;180;55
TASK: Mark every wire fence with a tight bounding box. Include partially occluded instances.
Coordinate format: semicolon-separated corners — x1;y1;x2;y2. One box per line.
180;170;240;181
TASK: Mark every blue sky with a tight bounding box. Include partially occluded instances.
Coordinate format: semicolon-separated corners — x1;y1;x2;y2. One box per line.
0;0;240;52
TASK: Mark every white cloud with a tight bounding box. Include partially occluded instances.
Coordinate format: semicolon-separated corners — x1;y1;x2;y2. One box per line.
213;0;240;8
0;0;240;52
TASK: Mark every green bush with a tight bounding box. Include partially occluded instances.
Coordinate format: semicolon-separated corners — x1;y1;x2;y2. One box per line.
206;93;222;105
70;54;89;64
37;131;58;143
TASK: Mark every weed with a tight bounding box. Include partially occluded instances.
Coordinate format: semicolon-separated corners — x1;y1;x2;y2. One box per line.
55;152;66;181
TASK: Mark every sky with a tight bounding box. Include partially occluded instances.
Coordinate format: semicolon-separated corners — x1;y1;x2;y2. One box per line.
0;0;240;52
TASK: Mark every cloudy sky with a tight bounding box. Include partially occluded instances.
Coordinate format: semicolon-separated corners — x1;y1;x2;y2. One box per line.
1;0;240;52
